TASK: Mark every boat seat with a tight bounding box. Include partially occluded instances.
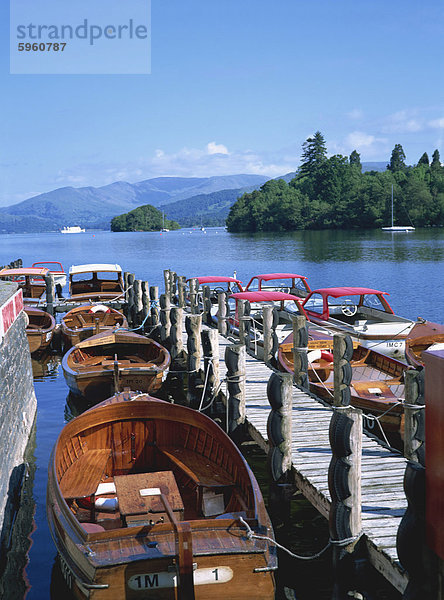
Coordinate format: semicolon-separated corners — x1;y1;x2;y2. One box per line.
60;449;111;499
158;447;233;489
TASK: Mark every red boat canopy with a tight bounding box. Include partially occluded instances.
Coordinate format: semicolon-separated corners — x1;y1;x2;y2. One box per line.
0;267;50;277
230;291;302;302
188;275;243;286
307;287;389;298
251;273;308;282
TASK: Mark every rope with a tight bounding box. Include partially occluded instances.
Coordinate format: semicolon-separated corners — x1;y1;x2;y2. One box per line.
238;517;361;561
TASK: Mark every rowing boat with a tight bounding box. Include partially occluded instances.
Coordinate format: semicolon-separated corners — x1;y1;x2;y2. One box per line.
61;304;128;348
62;330;170;400
25;306;56;354
47;393;276;599
278;332;408;437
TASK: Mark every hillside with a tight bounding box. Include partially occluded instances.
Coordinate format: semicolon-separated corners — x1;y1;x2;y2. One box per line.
0;174;268;233
163;185;261;227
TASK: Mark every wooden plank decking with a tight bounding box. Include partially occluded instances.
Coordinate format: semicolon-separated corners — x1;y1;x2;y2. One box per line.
185;324;409;594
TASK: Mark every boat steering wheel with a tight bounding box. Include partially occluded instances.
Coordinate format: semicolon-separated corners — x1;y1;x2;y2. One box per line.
212;287;226;295
341;300;358;317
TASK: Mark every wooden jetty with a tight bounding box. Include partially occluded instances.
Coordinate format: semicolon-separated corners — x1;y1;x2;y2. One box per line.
212;330;408;594
169;277;412;596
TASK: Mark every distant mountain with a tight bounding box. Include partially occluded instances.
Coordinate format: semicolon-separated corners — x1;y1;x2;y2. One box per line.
164;185;261;227
362;162;387;172
0;174;268;233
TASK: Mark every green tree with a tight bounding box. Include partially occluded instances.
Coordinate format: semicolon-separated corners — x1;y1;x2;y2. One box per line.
387;144;407;172
431;149;442;171
299;131;327;178
349;150;362;171
110;204;179;232
418;152;429;166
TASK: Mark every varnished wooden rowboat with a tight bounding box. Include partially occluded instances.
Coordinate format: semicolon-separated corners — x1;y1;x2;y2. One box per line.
405;334;444;368
25;306;56;354
47;393;276;599
62;330;171;401
61;304;128;348
278;332;409;437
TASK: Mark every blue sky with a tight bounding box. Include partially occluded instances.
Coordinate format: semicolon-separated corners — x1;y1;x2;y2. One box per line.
1;0;444;206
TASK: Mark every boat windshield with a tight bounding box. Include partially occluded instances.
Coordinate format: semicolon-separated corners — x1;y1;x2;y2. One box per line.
71;271;120;282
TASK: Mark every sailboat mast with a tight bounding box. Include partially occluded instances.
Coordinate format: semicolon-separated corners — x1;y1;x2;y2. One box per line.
391;184;394;227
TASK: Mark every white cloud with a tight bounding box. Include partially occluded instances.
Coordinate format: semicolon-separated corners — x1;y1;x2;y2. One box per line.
49;143;300;190
206;141;229;155
331;131;388;159
347;108;364;120
381;110;423;133
429;118;444;129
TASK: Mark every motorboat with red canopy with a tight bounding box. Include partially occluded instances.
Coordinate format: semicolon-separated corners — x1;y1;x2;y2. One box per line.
301;286;444;360
245;273;311;298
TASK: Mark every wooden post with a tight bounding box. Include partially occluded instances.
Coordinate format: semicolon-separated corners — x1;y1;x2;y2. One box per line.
333;333;353;406
225;344;246;436
126;273;135;325
149;285;160;336
217;291;227;336
267;372;295;556
329;333;363;598
202;286;213;326
200;328;220;415
170;307;184;363
177;276;186;308
396;352;439;599
237;299;246;345
133;279;143;328
186;314;202;408
403;368;425;465
292;315;309;390
159;294;171;348
170;271;177;303
189;278;199;315
141;281;150;334
262;305;274;365
243;300;251;352
124;271;131;304
267;372;293;480
163;269;171;302
44;273;55;316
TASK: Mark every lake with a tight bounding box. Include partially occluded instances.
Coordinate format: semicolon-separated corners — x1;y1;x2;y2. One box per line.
1;226;443;599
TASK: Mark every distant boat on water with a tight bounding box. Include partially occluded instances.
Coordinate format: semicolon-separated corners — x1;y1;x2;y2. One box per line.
382;185;415;232
60;226;85;234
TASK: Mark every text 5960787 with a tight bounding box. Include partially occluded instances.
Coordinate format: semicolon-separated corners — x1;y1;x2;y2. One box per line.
18;42;66;51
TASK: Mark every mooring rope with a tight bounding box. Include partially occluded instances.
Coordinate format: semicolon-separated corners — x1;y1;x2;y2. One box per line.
239;517;362;561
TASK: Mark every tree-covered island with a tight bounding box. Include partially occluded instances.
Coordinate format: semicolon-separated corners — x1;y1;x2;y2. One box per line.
226;132;444;232
111;204;180;232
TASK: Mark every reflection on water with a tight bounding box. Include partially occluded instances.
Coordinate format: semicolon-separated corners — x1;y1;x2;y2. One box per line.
31;353;60;380
0;424;36;600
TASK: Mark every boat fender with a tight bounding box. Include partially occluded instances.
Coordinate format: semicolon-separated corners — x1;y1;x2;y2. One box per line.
307;349;334;364
89;305;111;314
77;481;118;512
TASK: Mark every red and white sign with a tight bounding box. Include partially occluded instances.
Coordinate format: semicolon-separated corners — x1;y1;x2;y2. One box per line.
0;289;24;341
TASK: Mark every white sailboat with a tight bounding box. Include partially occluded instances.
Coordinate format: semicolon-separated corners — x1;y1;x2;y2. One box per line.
161;212;169;232
382;185;415;232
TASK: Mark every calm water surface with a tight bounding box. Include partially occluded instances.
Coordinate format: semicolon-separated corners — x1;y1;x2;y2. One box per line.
1;227;442;599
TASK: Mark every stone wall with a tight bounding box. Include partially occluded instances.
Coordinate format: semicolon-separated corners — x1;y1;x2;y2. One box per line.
0;282;37;553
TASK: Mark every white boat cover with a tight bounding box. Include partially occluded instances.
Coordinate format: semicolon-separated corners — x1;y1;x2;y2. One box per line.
69;264;122;275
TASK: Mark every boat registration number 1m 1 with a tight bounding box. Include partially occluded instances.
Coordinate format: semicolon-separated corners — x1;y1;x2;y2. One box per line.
128;566;233;590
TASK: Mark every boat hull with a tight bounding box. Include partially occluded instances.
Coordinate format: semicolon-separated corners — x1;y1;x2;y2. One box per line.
25;307;56;354
61;331;170;401
47;396;276;599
